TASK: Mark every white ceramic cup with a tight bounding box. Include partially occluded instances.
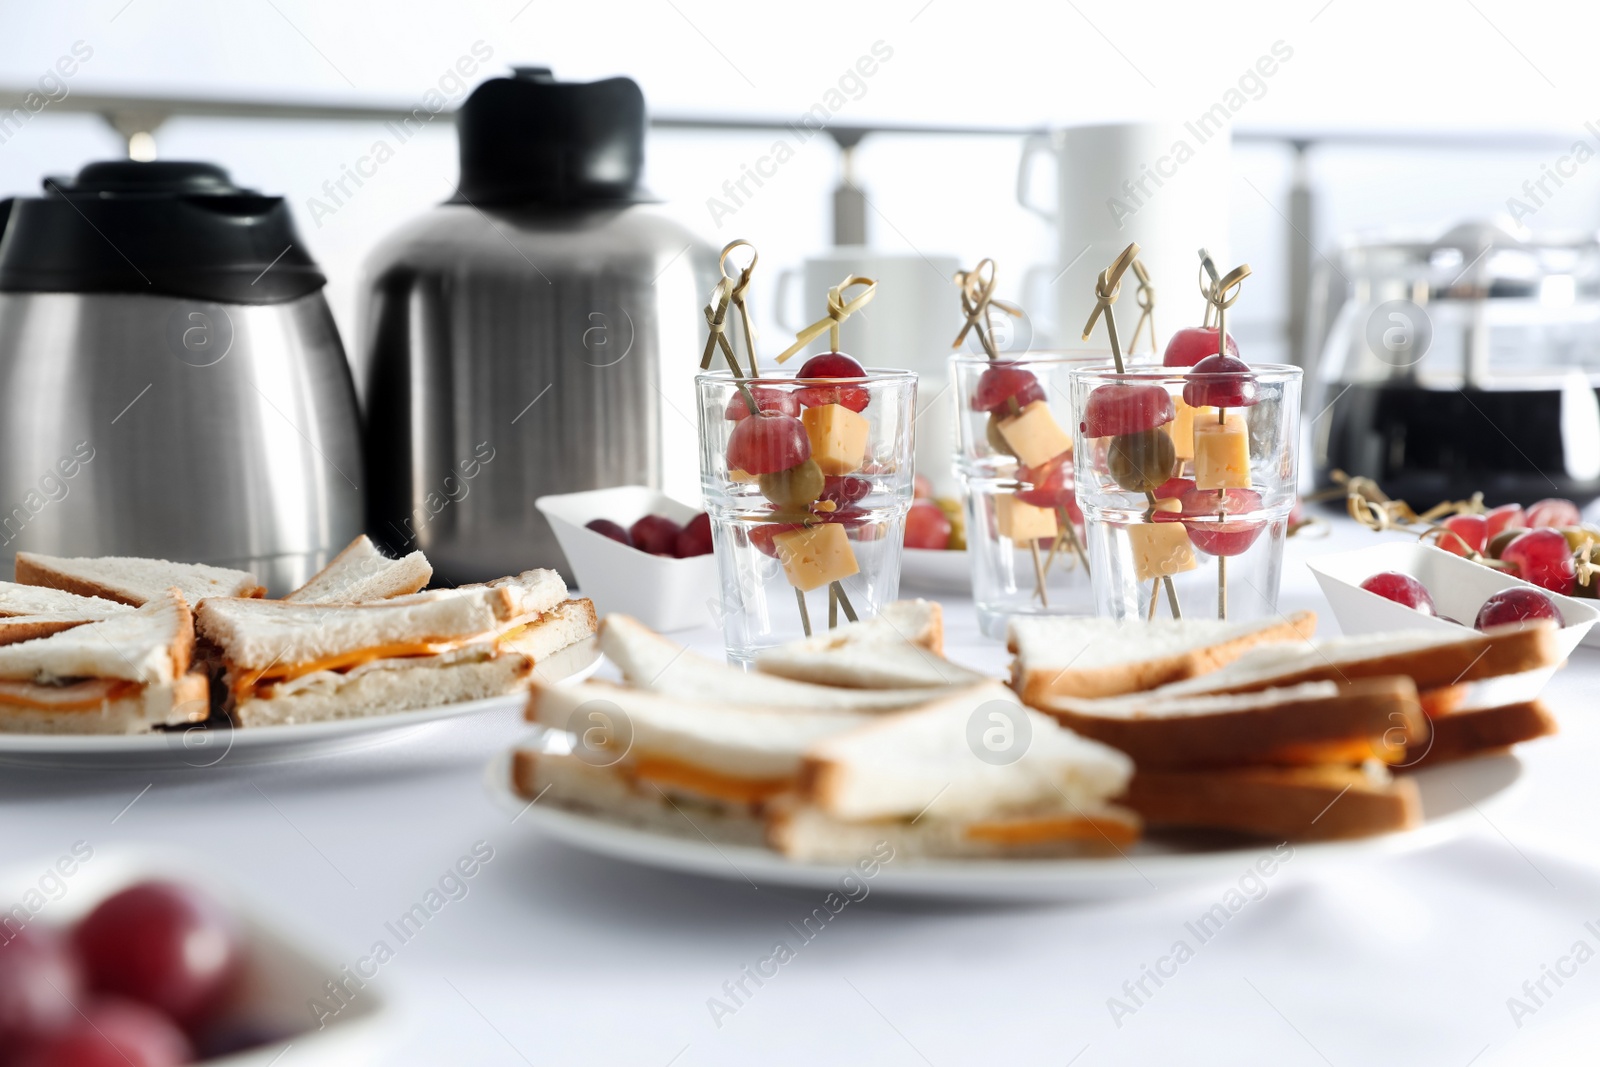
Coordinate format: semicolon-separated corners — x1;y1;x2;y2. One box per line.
776;248;962;492
1018;121;1231;356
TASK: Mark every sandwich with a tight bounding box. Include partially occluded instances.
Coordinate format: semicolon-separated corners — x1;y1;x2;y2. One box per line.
15;551;265;606
1406;684;1559;768
0;582;133;646
195;569;595;727
284;535;432;604
772;684;1139;862
754;599;989;690
1008;612;1318;705
600;613;951;712
0;588;207;734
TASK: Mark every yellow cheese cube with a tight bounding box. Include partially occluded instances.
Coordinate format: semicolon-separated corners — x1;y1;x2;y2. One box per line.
997;401;1073;468
1129;522;1197;581
728;467;758;483
773;522;859;592
801;404;870;476
995;495;1059;542
1193;414;1251;490
1152;496;1182;514
1168;398;1215;460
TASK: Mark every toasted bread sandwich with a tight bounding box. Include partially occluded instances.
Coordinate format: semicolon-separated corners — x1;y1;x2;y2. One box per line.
755;599;989;690
284;535;432;604
0;581;134;646
16;551;265;606
0;588;207;734
197;570;595;727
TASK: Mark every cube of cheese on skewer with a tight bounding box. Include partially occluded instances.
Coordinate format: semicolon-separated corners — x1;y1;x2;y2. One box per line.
1168;398;1214;461
802;404;870;476
997;401;1073;468
1193;413;1251;490
1129;522;1197;581
995;495;1058;542
773;523;860;591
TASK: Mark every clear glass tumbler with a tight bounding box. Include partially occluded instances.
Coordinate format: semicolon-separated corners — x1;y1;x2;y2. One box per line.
696;368;918;663
1068;363;1302;622
952;353;1109;639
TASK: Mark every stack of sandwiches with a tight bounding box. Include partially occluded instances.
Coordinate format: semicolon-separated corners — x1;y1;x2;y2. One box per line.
0;535;596;733
514;604;1142;861
1011;613;1564;840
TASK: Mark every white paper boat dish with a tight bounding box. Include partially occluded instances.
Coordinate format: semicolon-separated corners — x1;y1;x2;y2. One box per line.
1307;539;1600;708
537;485;719;632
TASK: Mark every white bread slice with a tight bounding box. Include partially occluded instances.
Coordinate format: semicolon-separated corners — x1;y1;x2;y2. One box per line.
1123;761;1422;841
284;536;433;604
0;672;209;735
233;652;534;727
15;552;264;607
766;799;1141;862
0;589;192;684
196;569;568;671
1040;677;1426;770
500;599;598;663
1009;611;1318;704
1147;621;1562;698
511;749;769;846
755;600;990;690
1405;700;1557;768
0;615;106;646
0;582;133;618
527;679;868;801
600;614;938;713
800;682;1133;823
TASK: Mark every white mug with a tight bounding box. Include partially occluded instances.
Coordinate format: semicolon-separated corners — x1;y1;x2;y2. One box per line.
1018;121;1231;355
776;248;963;492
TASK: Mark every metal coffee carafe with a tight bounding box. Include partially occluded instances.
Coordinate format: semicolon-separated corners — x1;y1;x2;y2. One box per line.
361;67;716;585
0;161;362;592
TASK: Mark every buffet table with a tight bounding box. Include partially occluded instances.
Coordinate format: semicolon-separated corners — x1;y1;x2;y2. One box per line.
4;519;1598;1065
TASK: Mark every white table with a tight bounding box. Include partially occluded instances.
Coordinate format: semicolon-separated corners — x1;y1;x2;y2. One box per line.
5;521;1599;1066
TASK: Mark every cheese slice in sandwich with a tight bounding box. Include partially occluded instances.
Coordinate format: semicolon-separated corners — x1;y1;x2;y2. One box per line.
1008;611;1317;704
1039;677;1426;770
284;535;432;604
769;683;1141;862
600;614;944;713
0;588;207;734
755;599;990;690
15;551;265;607
196;569;595;727
1123;761;1421;841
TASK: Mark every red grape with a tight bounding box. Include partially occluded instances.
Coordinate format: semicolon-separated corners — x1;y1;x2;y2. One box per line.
821;475;871;507
972;365;1047;413
673;513;713;558
794;384;870;412
726;412;810;475
585;519;632;547
1080;384;1174;437
1182;354;1259;409
1526;498;1582;528
724;386;799;422
796;352;866;378
904;501;952;550
1358;571;1437;614
18;997;191;1067
912;474;933;500
817;504;873;529
73;881;238;1027
1475;587;1562;631
748;521;804;557
0;926;81;1053
1499;528;1576;594
1438;513;1488;557
1485;503;1525;538
1162;326;1238;368
1153;487;1264;556
1014;454;1076;511
1153;476;1195;501
629;514;680;556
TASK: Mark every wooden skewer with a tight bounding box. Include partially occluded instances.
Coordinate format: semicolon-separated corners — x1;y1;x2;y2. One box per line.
833;581;859;622
828;583;838;629
1147;579;1160;620
1058;506;1091;576
795;588;812;637
1029;539;1050;608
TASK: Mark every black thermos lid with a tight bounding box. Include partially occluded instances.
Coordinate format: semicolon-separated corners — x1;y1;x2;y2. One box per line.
0;160;326;305
453;67;650;206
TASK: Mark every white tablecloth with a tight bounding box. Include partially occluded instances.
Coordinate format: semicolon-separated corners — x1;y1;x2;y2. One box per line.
5;521;1599;1066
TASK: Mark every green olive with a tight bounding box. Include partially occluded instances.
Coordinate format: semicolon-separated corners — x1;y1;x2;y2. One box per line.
1559;526;1600;552
1485;529;1522;559
759;459;825;507
1107;428;1177;492
986;413;1016;456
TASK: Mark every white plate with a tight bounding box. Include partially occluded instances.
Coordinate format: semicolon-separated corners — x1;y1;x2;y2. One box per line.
0;847;390;1065
898;546;972;593
484;748;1522;902
0;638;601;767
